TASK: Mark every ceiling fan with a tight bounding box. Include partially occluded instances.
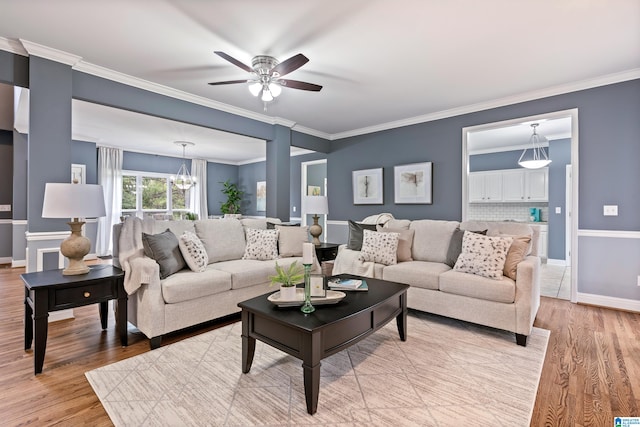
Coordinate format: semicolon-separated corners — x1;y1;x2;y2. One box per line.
208;51;322;104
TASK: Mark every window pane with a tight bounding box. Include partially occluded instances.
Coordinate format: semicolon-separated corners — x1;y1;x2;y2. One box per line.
172;185;188;210
122;176;137;210
142;177;167;210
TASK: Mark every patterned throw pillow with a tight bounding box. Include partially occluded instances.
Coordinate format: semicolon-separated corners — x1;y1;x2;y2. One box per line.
358;229;399;266
454;231;513;279
242;228;279;261
178;231;208;272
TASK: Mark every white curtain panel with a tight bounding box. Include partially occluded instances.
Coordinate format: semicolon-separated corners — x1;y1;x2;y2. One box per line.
96;146;123;256
189;158;208;220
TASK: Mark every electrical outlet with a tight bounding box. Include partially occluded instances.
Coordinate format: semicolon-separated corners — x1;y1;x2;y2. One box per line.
555;207;562;214
637;275;640;287
603;205;618;216
0;204;11;212
292;206;296;212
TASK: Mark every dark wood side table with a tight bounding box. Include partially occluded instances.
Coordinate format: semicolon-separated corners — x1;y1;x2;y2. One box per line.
21;265;127;375
314;242;339;262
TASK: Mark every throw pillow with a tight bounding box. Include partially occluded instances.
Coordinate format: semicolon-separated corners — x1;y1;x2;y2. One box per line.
141;229;186;279
445;228;488;268
377;225;415;262
502;235;532;280
359;229;399;266
347;220;377;251
276;225;309;257
178;231;208;272
267;221;299;229
453;231;513;280
242;228;279;261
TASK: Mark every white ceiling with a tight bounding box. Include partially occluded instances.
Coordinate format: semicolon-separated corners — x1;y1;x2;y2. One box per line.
1;0;639;161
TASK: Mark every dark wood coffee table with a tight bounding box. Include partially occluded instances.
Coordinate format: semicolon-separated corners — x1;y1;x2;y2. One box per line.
238;275;409;415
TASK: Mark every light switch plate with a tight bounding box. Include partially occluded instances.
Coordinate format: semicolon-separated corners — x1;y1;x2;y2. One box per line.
555;207;562;214
603;205;618;216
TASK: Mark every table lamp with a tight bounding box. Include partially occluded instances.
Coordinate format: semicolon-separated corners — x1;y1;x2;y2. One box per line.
41;183;107;275
304;195;328;245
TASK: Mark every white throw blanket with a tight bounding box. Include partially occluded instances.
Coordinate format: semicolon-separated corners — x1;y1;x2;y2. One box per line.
118;217;158;294
331;245;376;278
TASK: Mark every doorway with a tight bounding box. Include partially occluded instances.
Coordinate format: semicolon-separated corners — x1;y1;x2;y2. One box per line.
462;109;579;302
301;159;327;238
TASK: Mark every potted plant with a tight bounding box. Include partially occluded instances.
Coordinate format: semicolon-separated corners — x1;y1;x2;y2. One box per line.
220;180;244;217
269;261;304;301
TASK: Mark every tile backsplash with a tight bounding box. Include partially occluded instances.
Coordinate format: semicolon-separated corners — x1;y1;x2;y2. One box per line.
467;203;549;222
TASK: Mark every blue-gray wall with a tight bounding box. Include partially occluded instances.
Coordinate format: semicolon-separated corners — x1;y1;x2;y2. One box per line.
207;162;238;216
238;161;265;216
470;150;531;172
548;139;571;259
0;130;12;220
12;131;27;220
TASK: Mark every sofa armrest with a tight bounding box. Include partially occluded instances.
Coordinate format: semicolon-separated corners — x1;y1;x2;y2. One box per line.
513;255;541;336
126;256;166;339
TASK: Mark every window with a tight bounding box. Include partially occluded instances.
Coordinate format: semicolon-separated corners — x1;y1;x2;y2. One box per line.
121;171;191;219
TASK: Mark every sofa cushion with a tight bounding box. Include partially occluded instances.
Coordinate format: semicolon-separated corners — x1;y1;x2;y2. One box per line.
195;219;246;263
211;257;303;290
161;267;232;304
242;228;279;261
359;229;399;265
386;219;411;230
142;229;186;279
453;232;513;279
409;220;460;263
347;220;377;251
377;225;415;262
382;261;450;290
241;218;268;230
276;225;309;257
178;231;208;272
439;270;516;303
502;235;532;280
444;228;488;268
152;219;196;237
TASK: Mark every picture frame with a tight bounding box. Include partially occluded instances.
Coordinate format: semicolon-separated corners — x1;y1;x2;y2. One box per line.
256;181;266;212
394;162;433;204
352;168;383;204
310;274;326;297
307;185;321;196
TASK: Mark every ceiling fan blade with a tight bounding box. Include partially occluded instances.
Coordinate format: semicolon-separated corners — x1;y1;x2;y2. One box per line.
214;51;253;73
279;79;322;92
271;54;309;77
207;80;249;86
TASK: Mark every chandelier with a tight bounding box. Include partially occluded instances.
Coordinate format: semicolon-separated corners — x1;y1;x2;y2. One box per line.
518;123;552;169
171;141;196;191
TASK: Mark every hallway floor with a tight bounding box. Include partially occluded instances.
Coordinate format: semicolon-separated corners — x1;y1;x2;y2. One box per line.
540;263;571;300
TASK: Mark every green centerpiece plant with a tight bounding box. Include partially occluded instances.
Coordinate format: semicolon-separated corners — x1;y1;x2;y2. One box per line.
269;261;304;301
220;180;244;215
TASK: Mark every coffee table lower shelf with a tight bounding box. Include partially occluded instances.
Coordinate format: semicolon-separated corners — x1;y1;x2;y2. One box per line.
238;278;408;415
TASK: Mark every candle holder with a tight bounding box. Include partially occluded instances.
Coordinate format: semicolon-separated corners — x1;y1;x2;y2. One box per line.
301;263;315;313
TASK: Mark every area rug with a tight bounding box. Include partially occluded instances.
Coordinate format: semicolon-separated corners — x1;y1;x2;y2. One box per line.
86;312;549;426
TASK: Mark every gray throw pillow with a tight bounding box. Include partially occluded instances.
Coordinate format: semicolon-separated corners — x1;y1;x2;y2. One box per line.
445;228;487;268
347;220;378;251
142;229;186;279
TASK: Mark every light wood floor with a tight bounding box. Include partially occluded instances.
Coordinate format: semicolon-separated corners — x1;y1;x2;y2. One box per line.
1;261;638;426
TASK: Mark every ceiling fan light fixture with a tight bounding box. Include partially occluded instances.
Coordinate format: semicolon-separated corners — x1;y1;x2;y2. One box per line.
268;82;282;97
261;88;274;102
248;82;262;97
518;123;552;169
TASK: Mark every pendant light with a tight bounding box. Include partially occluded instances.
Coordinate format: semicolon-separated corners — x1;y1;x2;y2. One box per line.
518;123;552;169
171;141;196;191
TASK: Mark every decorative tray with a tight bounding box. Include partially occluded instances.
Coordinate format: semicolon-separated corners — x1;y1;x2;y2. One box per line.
268;289;346;308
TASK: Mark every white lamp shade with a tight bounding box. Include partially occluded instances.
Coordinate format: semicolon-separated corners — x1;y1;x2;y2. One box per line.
42;183;107;219
304;196;328;215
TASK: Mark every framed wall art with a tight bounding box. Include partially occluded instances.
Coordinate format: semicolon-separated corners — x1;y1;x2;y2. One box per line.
256;181;266;211
394;162;432;204
352;168;383;204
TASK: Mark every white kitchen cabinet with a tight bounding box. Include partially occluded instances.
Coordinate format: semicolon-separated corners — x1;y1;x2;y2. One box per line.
469;171;503;203
497;168;548;202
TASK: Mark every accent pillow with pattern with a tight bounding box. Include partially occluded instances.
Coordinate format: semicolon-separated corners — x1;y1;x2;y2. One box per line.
358;229;399;266
178;231;208;272
242;228;279;261
453;231;513;279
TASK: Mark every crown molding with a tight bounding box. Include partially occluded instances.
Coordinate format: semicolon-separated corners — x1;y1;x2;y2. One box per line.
0;36;27;56
291;123;331;140
331;68;640;140
19;39;82;66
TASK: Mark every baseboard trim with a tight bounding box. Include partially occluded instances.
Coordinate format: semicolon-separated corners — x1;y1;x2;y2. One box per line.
0;257;11;264
11;259;26;268
577;292;640;313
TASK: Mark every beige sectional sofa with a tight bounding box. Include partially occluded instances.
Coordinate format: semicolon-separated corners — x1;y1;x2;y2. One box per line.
114;217;319;349
332;219;541;346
